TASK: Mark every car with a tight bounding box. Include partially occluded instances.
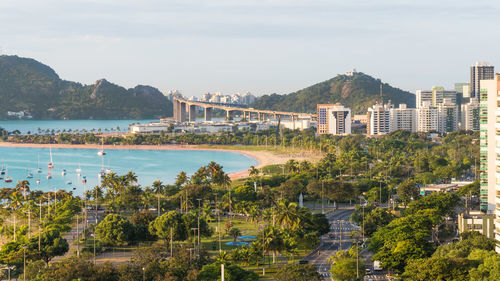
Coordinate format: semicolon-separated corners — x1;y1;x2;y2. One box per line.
366;268;372;274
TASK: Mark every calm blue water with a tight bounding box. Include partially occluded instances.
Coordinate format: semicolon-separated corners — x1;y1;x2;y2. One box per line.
0;147;257;195
0;119;156;134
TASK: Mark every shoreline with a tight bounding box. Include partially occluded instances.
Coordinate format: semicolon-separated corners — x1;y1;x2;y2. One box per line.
0;142;319;180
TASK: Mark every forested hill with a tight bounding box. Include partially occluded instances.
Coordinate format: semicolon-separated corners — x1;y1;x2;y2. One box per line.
251;73;415;114
0;55;172;119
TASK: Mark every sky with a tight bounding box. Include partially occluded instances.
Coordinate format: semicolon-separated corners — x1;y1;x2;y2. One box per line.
0;0;498;97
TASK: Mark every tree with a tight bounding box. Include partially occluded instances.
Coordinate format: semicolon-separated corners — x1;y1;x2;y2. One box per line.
275;264;321;281
228;228;241;241
329;250;364;281
198;262;259;281
30;229;69;265
467;249;500;280
149;211;187;241
175;171;188;187
95;214;134;246
401;256;470;280
397;179;419;207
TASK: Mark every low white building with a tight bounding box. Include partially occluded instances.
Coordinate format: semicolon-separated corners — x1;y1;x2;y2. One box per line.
461;98;480;131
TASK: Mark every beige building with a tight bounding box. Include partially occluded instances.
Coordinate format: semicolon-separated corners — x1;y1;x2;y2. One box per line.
389;104;417;132
458;211;495;238
416;101;439;132
416;86;457;108
461;98;479;131
316;104;351;135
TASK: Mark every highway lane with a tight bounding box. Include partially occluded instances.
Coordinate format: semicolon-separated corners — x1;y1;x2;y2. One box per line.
302;208;357;278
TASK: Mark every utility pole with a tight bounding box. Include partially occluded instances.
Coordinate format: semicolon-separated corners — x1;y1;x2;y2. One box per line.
197;199;201;256
356;239;359;279
170;227;173;258
76;215;80;257
339;220;342;250
321;180;324;214
216;194;221;252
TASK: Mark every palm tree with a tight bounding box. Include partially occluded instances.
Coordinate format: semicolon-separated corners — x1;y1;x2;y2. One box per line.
9;191;24;211
152;180;163;216
15;180;30;200
228;228;241;241
274;199;300;229
263;226;284;264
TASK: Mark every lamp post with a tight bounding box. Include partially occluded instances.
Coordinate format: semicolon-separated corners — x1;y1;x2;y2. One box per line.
22;246;27;281
90;234;96;265
142;267;145;281
197;198;202;255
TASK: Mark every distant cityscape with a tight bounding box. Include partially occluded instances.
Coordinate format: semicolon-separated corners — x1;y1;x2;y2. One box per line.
131;62;492;137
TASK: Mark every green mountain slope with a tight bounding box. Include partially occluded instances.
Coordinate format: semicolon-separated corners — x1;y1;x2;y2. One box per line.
252;73;415;114
0;55;172;119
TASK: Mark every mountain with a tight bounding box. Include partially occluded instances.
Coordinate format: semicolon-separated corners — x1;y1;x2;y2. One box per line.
0;55;172;119
251;72;415;114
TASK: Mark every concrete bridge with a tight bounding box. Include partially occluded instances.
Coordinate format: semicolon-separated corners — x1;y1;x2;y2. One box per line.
173;97;316;123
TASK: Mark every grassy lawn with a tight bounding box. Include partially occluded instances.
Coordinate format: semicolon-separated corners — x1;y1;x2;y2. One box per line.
196;144;318;155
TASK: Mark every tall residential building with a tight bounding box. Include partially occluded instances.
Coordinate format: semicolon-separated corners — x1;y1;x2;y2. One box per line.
461;99;480;131
367;103;391;136
471;62;494;98
316;104;351;135
437;98;459;133
416;87;457;108
480;73;500;253
389;104;417;132
416;101;439;132
455;83;471;99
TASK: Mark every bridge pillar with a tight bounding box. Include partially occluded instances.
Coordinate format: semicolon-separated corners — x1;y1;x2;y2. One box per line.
204;107;213;121
180;102;187;122
226;110;232;120
189;105;196;122
173;100;178;121
292;115;297;130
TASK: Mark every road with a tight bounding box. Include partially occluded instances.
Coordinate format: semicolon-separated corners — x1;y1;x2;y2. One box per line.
302;208;357;279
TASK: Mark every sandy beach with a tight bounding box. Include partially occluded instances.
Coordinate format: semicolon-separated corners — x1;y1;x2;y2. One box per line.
0;142;321;180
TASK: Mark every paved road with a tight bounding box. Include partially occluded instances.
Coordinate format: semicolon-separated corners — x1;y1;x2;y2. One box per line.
303;208;356;278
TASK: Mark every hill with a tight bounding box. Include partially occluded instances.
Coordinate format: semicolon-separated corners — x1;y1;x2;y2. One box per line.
251;73;415;114
0;55;172;119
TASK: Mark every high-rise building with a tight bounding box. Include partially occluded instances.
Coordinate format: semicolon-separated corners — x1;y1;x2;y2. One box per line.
416;101;439;132
461;99;480;131
316;104;351;135
416;87;457;108
437;98;459;133
389;104;417;132
480;73;500;253
367;103;391;136
455;83;471;99
471;62;494;98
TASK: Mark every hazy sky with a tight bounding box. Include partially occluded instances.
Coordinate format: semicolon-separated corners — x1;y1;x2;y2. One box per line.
0;0;498;96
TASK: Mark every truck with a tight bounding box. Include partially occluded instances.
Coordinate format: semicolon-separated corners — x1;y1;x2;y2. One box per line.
373;260;382;271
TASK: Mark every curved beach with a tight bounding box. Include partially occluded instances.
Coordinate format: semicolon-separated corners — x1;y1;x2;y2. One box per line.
0;142;318;179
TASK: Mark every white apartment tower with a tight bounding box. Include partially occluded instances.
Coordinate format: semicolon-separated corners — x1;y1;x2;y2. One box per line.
316;104;351;135
416;101;439;132
471;62;495;98
367;103;391;136
416;87;457;108
437;98;459;133
389;104;417;132
461;99;480;131
479;73;500;253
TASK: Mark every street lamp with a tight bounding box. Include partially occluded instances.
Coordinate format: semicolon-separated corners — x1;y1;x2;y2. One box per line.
1;265;15;281
90;233;96;265
22;246;27;281
142;267;145;281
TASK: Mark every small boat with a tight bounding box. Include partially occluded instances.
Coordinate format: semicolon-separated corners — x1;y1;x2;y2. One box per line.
66;181;72;185
4;167;12;183
36;179;41;185
48;148;54;169
98;169;105;178
61;169;66;176
26;170;33;178
36;154;42;173
76;163;82;174
47;173;52;180
97;139;106;156
0;161;5;175
82;176;87;184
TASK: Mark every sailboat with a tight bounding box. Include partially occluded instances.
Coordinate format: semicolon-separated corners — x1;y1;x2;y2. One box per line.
61;169;66;176
98;155;105;179
36;154;42;173
26;169;33;178
0;161;5;175
4;166;12;183
97;138;106;156
47;148;54;169
36;175;40;185
82;176;87;184
75;163;82;175
106;159;111;175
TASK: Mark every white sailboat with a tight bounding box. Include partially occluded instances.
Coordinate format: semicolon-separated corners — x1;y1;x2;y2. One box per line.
47;148;54;169
106;159;111;175
97;138;106;156
0;160;5;175
26;169;33;178
36;154;42;173
61;169;67;176
75;163;82;175
4;166;12;183
98;155;105;179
